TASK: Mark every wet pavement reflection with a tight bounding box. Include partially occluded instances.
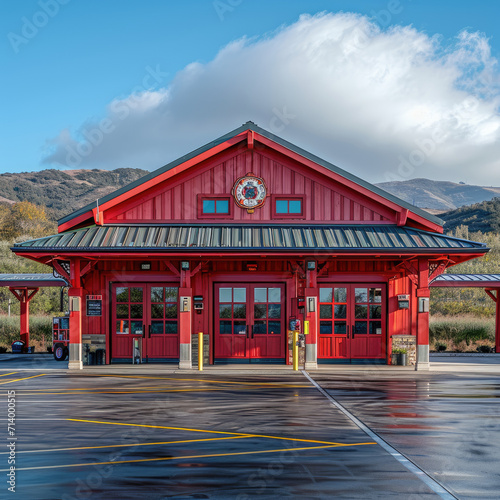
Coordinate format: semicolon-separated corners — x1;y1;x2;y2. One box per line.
0;370;449;499
311;371;500;499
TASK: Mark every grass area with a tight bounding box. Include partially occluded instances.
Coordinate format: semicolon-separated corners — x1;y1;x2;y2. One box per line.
0;314;52;352
430;315;496;352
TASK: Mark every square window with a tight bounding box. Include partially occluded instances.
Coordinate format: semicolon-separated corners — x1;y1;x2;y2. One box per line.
116;287;128;302
334;322;347;334
320;288;333;303
165;322;178;334
275;198;304;216
219;288;232;302
220;320;232;334
334;304;347;319
203;200;216;213
216;199;229;214
289;200;302;213
320;304;332;319
116;304;129;319
233;288;246;302
151;321;164;334
254;304;267;319
276;200;288;213
254;288;267;303
320;321;332;334
268;288;281;302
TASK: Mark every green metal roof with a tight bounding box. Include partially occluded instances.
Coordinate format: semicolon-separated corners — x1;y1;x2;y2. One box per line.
13;224;486;254
0;273;67;287
430;274;500;286
58;122;444;227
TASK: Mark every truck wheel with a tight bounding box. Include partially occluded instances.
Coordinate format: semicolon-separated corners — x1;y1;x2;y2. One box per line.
54;344;68;361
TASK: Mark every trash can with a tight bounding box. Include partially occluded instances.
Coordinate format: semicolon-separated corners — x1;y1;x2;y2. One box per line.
96;349;104;365
11;341;25;354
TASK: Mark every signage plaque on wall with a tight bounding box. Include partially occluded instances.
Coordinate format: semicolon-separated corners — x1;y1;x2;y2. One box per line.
86;295;103;317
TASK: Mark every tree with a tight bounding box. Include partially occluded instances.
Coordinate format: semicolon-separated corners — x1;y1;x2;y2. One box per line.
0;201;56;239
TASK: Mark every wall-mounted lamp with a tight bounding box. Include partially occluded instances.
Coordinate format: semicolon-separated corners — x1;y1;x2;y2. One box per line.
140;262;151;270
181;261;190;271
307;297;316;313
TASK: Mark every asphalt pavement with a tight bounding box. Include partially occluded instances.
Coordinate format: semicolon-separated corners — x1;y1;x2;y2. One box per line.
0;355;498;498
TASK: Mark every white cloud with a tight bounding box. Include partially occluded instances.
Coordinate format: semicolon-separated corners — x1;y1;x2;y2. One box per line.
42;12;500;184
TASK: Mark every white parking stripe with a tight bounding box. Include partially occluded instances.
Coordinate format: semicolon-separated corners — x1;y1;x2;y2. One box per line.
302;370;458;500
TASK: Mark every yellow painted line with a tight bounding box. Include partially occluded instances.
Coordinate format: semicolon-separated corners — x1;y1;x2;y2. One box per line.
20;387;260;396
66;418;373;447
0;372;18;377
19;384;309;396
67;418;252;436
83;373;308;387
0;374;46;385
7;444;376;472
21;383;309;392
1;435;252;455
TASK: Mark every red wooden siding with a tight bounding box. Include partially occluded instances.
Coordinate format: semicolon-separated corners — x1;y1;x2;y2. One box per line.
105;146;395;224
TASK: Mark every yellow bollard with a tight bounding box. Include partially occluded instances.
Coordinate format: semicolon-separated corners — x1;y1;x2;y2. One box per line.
198;331;203;371
293;330;299;371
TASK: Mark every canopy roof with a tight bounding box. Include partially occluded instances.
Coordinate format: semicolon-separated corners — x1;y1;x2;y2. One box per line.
13;224;486;255
431;274;500;287
0;273;67;287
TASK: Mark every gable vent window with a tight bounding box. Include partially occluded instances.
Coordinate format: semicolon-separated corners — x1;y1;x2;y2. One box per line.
273;196;305;218
203;199;229;214
276;199;301;214
198;196;232;219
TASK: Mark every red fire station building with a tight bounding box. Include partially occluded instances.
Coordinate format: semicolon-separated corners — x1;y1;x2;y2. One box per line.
12;122;488;369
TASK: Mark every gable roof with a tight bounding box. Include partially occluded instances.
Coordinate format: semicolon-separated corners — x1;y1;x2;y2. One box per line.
58;122;444;230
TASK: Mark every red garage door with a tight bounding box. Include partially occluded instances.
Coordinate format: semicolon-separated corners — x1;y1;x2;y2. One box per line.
111;283;179;362
214;283;286;363
318;284;386;363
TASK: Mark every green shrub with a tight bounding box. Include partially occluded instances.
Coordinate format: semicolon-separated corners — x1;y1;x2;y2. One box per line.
430;315;495;346
0;315;52;349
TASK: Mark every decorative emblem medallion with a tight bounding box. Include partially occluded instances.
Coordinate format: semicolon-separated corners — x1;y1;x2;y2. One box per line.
232;172;267;213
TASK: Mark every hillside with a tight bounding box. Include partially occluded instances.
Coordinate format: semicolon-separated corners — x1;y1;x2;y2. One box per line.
440;198;500;233
1;169;500;229
0;168;149;221
376;178;500;211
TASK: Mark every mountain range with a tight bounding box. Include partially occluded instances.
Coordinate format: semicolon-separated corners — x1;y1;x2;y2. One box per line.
375;178;500;212
0;169;498;232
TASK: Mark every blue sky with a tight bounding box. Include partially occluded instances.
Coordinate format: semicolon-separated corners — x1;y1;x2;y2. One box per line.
1;0;499;184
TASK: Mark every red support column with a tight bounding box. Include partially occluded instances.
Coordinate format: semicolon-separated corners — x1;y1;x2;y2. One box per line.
484;288;500;353
304;265;318;370
178;265;193;369
9;287;39;350
68;259;83;370
416;259;430;370
496;291;500;354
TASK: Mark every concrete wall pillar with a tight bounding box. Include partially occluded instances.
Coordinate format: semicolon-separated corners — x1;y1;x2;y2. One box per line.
68;288;83;370
416;259;430;371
